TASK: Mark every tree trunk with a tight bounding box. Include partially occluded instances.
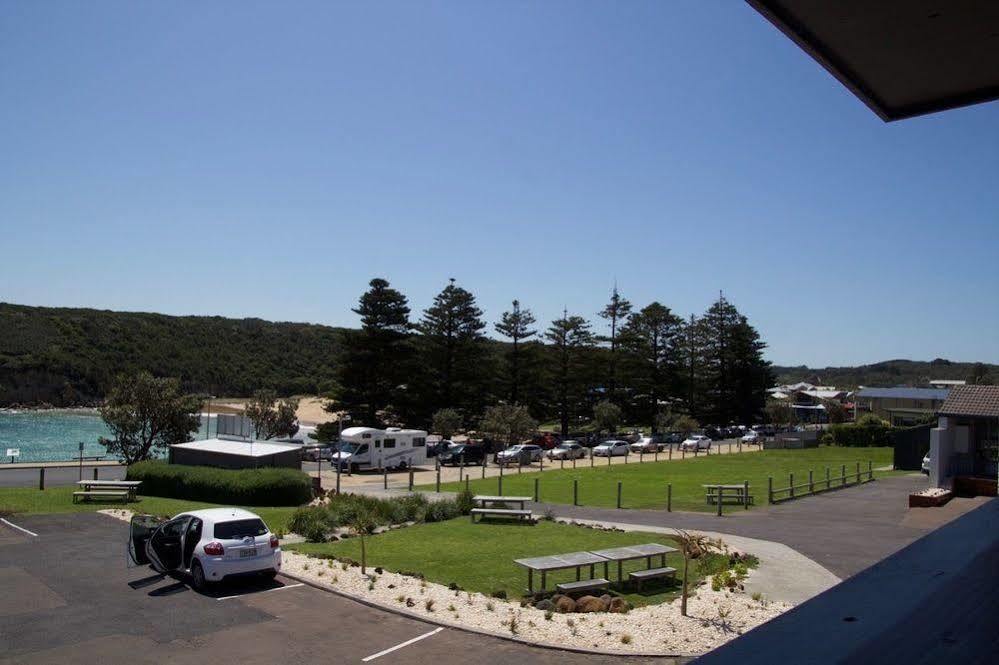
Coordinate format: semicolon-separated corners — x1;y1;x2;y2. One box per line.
681;556;689;616
360;535;367;575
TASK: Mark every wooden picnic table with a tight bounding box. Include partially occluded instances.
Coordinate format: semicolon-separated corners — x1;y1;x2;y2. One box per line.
514;550;608;592
588;543;678;582
703;483;752;505
75;479;142;501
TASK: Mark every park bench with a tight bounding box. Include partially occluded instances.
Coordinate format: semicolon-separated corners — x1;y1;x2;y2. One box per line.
556;578;610;594
629;566;676;591
704;484;753;506
470;507;532;522
73;490;130;503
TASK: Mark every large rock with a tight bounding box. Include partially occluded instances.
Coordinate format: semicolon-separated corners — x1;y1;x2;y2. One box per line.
534;599;553;611
574;595;605;613
607;597;630;613
554;596;576;613
599;594;612;607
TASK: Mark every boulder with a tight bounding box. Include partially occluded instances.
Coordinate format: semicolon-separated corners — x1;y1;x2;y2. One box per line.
575;595;605;613
534;599;553;611
554;596;576;613
607;597;630;613
599;594;612;607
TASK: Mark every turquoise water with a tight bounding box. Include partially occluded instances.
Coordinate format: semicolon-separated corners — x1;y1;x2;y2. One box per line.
0;410;210;463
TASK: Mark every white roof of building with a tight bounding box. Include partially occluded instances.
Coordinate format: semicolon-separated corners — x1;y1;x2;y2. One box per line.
170;438;301;458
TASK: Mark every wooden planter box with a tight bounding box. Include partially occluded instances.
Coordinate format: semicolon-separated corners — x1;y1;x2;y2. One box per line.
909;491;952;508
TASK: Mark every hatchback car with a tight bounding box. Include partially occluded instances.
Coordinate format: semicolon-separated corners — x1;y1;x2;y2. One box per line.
128;508;281;591
547;441;586;460
439;444;486;466
680;434;711;452
495;444;543;465
740;430;761;445
593;440;630;457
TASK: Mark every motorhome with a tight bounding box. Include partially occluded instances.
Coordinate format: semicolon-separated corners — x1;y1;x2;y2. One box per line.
331;426;428;472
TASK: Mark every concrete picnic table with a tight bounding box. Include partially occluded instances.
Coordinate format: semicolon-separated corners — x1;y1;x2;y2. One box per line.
75;479;142;500
588;543;678;583
472;495;532;509
514;550;608;592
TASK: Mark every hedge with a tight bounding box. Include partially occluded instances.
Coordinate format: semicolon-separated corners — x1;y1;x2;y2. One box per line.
127;460;313;506
827;423;894;447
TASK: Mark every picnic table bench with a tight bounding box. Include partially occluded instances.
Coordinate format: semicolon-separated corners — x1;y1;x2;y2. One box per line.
589;543;678;582
557;578;610;594
515;543;677;593
471;495;533;522
703;483;753;506
514;551;607;592
629;566;676;591
73;479;142;503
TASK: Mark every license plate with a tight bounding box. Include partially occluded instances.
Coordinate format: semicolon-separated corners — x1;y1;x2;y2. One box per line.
240;548;257;558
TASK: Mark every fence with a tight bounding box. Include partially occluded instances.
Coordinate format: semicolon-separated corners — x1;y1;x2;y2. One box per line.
768;461;874;504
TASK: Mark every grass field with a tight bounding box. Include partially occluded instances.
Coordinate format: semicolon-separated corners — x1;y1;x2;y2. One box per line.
0;486;297;533
287;518;736;606
428;447;898;512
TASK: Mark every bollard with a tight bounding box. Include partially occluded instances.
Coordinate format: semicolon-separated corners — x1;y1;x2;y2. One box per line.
560;458;564;470
39;467;45;491
498;462;504;494
534;477;539;502
572;456;576;469
808;470;814;494
616;481;622;509
841;464;846;486
639;451;643;464
654;448;658;462
744;480;749;510
789;472;795;499
481;459;486;479
436;466;441;493
682;447;686;459
826;466;831;490
573;479;578;506
738;440;742;453
767;476;772;504
667;483;672;512
868;460;873;481
716;485;723;517
409;467;414;491
590;449;594;468
607;452;611;467
856;462;861;484
459;458;464;484
93;467;99;481
669;445;672;460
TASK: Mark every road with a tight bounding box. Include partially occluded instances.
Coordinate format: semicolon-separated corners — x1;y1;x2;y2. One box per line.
0;513;680;664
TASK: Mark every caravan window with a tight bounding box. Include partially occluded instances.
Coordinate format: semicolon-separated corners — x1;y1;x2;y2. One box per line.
384;439;396;448
362;433;372;439
413;437;426;447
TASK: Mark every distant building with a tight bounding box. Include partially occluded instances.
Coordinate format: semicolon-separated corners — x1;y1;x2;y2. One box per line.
928;379;966;389
854;387;950;426
928;385;999;496
769;383;852;423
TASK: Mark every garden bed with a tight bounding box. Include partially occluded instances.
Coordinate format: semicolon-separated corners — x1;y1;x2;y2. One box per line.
908;488;952;508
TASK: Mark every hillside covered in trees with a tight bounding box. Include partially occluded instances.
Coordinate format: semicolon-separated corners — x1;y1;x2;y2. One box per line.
773;359;997;390
0;303;346;405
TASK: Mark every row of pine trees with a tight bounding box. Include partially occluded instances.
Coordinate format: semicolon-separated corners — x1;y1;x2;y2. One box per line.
332;278;774;435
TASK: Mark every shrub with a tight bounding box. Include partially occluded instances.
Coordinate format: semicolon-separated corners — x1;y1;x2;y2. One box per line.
424;499;461;523
454;488;475;515
827;422;892;447
490;589;508;599
289;505;334;542
126;460;312;506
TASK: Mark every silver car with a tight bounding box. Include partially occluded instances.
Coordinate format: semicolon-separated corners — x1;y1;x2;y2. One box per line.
547;441;586;460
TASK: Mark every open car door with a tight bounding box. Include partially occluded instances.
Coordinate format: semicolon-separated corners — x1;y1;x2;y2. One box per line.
145;516;193;573
127;514;165;568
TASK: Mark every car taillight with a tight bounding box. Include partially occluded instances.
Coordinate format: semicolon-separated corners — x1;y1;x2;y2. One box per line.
203;541;224;556
269;535;279;549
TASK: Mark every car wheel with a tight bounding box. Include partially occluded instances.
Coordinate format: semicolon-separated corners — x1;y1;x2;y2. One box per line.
190;560;208;591
261;569;278;580
399;460;408;470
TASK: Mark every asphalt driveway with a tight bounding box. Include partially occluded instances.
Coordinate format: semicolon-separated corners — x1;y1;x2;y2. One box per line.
0;513;675;664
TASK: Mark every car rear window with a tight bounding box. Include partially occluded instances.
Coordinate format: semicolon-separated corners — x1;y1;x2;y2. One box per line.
214;518;267;539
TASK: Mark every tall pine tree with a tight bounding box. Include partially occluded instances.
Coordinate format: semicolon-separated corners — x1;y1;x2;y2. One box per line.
598;286;632;403
545;310;595;436
619;302;683;433
494;300;537;404
334;278;413;426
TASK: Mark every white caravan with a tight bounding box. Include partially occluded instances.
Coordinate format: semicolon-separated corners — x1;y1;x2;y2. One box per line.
332;426;428;472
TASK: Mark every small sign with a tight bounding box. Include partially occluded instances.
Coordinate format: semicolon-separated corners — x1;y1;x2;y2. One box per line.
6;448;19;458
79;441;85;452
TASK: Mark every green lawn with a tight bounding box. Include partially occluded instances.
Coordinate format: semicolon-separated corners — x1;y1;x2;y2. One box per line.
287;518;734;606
428;447;899;512
0;486;297;533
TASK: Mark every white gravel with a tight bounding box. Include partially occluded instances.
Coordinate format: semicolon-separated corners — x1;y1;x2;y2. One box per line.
101;508;791;655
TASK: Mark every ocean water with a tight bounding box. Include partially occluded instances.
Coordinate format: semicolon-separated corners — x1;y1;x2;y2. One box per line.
0;410;210;463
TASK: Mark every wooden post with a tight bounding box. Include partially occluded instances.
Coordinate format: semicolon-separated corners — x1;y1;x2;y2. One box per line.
408;467;414;491
481;459;486;479
93;467;99;481
716;485;723;516
744;480;749;510
789;473;795;499
518;457;522;474
826;466;831;490
808;470;814;494
540;454;544;471
841;464;846;486
459;455;464;483
856;461;861;484
639;451;643;464
573;479;578;506
383;466;388;490
616;481;622;509
667;483;672;512
607;451;611;467
39;467;45;491
682;447;686;459
572;456;576;469
738;440;742;453
560;458;564;470
767;476;772;504
534;477;539;502
669;445;672;460
498;463;504;495
868;460;873;481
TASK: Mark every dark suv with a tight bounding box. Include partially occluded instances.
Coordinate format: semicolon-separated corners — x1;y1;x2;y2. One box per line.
438;444;486;466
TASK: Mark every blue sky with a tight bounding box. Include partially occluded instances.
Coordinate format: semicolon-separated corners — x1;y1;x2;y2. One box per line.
2;1;997;367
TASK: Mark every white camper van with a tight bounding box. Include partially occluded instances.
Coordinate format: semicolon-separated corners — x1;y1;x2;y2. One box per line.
331;426;428;472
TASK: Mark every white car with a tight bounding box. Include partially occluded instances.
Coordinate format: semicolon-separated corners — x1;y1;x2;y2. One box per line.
629;437;657;454
593;440;630;457
547;441;586;460
680;435;711;452
128;508;281;590
740;430;761;445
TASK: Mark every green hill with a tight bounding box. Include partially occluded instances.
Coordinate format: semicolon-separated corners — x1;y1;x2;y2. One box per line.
773;358;997;390
0;302;346;405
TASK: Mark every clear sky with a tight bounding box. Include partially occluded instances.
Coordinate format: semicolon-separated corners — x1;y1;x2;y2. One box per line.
2;1;997;367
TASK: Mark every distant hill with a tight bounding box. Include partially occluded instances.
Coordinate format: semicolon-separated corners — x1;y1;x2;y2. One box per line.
772;359;997;391
0;303;347;405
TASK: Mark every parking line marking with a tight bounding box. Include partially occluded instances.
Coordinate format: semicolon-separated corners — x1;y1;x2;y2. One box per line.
216;582;304;600
0;517;38;537
362;627;444;662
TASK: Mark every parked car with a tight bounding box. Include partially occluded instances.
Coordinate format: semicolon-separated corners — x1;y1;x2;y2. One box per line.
703;426;725;441
301;444;335;462
680;434;711;452
921;453;931;475
438;444;486;466
531;432;561;450
740;430;761;445
495;444;543;465
127;508;280;591
593;440;630;457
546;441;586;460
629;437;657;454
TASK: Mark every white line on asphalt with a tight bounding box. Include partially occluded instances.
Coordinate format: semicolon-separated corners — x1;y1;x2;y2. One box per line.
0;517;38;537
216;582;304;601
362;627;445;662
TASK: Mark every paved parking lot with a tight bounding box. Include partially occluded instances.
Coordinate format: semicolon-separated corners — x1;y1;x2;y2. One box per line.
0;513;679;664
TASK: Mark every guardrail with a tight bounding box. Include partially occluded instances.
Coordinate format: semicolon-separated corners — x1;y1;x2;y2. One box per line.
768;461;874;504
